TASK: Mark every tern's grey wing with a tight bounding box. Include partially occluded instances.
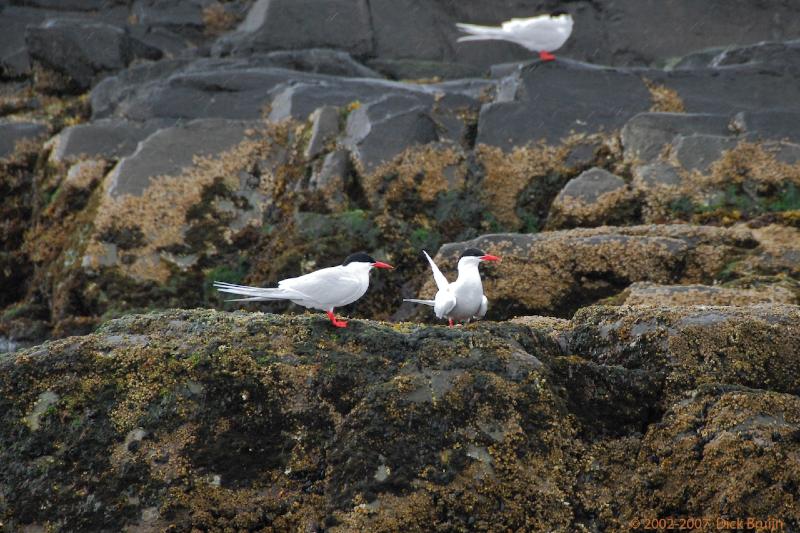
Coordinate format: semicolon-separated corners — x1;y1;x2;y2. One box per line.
279;266;365;309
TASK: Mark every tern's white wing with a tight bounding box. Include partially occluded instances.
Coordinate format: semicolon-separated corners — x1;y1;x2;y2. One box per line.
423;250;450;292
279;265;366;310
474;295;488;319
433;289;457;319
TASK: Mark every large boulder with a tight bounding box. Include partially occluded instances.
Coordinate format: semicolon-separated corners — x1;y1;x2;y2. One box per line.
0;122;47;160
47;119;172;165
547;167;637;229
1;306;799;530
426;225;758;317
217;0;373;57
26;19;162;91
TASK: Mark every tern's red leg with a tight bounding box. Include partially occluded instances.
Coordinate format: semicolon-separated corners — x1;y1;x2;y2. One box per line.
326;310;348;328
448;318;454;328
539;51;556;62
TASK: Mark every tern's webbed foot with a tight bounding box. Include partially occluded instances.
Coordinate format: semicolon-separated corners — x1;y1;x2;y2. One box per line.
326;310;348;328
539;51;556;61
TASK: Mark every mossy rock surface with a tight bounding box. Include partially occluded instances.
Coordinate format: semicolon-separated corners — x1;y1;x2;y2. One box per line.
1;306;798;531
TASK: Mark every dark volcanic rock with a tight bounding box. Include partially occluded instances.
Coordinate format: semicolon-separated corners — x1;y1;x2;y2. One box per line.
224;48;382;78
107;118;258;197
219;0;373;57
26;18;163;91
477;60;653;149
49;118;172;164
343;95;439;173
0;121;47;159
547;167;636;229
621;112;731;163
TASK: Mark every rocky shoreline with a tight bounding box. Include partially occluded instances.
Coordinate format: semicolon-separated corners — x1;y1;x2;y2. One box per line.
2;0;800;530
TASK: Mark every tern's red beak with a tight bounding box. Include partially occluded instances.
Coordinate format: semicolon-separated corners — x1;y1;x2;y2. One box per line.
481;254;501;262
372;261;394;269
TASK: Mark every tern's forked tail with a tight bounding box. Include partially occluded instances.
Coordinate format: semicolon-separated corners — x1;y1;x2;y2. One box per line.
403;298;436;307
213;281;307;302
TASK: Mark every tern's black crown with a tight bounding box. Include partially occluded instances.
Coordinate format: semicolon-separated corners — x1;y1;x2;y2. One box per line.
342;252;376;265
459;248;486;259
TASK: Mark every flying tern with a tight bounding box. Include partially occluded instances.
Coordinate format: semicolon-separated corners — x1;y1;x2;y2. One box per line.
214;252;393;328
404;248;500;327
456;12;573;61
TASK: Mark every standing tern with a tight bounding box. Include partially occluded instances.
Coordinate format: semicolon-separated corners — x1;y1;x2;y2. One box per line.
404;248;500;327
455;12;573;62
214;252;393;328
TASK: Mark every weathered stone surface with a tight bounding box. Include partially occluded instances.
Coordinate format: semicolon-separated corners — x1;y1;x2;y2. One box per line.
477;60;653;149
568;304;800;399
732;110;800;145
1;306;799;530
676;39;800;69
366;59;482;81
671;134;739;173
0;121;47;159
622;281;797;306
26;19;162;91
48;118;172;164
219;0;373;57
621;112;731;163
547;167;636;229
107;118;257;197
303;106;340;160
309;149;350;208
220;48;382;78
343;95;439;173
429;225;758;317
633;161;682;189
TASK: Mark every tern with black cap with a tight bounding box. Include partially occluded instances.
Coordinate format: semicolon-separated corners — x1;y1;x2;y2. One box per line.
405;248;500;327
214;252;393;328
455;12;573;62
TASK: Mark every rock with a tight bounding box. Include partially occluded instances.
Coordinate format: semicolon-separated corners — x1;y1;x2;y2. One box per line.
671;134;739;173
267;80;392;123
621;112;731;163
568;304;800;400
26;19;163;91
220;0;373;57
309;149;350;208
429;225;758;317
732;110;800;145
132;0;210;40
0;122;47;160
547;167;637;229
107;118;258;197
477;60;653;150
633;161;683;189
48;119;172;165
90;58;192;119
366;59;482;81
649;66;800;116
621;281;797;306
303;106;340;160
221;48;382;78
1;307;799;530
343;95;438;174
676;40;800;69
